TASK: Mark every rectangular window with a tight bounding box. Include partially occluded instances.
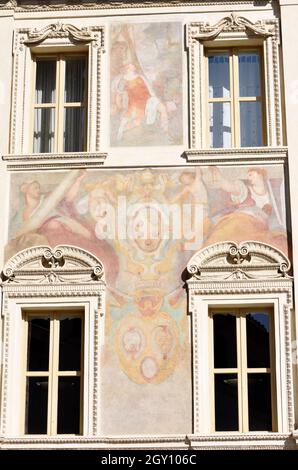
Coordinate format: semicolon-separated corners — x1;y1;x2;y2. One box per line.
206;49;265;148
24;311;83;435
33;55;87;153
210;308;276;432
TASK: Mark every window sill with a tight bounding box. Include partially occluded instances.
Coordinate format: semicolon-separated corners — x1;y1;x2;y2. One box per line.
183;146;288;165
0;433;295;450
2;152;107;170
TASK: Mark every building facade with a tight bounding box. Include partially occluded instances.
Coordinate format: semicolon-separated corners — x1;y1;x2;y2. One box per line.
0;0;297;450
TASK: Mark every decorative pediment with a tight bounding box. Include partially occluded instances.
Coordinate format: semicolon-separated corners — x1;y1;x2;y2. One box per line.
188;13;276;44
2;245;104;285
21;22;104;46
187;241;291;281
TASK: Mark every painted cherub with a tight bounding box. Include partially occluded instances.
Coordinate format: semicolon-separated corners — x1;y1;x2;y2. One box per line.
170;167;208;206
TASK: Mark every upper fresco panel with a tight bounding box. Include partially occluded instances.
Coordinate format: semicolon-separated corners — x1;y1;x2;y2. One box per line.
110;22;183;147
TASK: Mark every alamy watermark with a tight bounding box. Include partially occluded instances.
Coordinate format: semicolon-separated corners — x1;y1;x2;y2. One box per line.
90;196;204;251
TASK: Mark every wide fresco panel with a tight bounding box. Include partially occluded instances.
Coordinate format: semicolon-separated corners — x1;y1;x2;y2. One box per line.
110;22;183;146
7;165;288;432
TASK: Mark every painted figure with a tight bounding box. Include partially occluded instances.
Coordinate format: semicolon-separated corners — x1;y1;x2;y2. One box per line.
204;166;287;253
110;22;182;146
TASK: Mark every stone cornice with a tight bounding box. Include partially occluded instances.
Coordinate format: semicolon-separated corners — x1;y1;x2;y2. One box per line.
0;432;294;451
0;1;274;13
2;152;107;170
183;146;288;165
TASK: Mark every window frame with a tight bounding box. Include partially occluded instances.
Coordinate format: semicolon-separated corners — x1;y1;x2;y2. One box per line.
22;309;84;436
187;15;283;150
0;245;105;438
9;22;105;157
205;47;267;148
209;307;277;433
186;241;293;439
31;53;88;154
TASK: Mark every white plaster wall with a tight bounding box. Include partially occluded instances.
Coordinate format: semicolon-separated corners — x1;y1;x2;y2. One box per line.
1;0;296;442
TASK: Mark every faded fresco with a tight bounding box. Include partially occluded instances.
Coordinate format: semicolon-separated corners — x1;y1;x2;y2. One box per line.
7;165;288;433
110;22;183;146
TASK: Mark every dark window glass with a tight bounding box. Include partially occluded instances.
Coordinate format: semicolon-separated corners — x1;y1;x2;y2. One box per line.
247;313;270;368
209;102;231;148
238;52;261;97
25;377;48;434
65;58;86;103
208;54;230;98
215;374;238;431
63;107;86;152
33;107;55;153
240;101;262;147
248;373;272;431
59;317;82;371
27;318;50;371
35;59;56;103
213;314;237;368
57;377;81;434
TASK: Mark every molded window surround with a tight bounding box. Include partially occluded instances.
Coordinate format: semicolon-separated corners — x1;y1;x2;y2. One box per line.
0;245;105;438
8;22;106;163
187;241;294;447
187;13;283;150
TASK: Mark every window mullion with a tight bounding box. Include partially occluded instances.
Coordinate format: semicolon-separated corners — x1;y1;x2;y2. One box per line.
80;315;84;435
22;316;29;434
232;50;240;147
47;316;54;434
31;58;37;153
57;58;65;153
236;314;243;432
240;314;249;433
205;53;210;148
269;313;277;431
209;314;215;432
49;315;60;435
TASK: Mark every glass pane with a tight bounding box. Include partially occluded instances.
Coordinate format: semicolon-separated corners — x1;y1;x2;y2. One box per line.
213;314;237;368
248;373;272;431
247;313;270;368
25;377;48;434
59;317;82;371
65;57;86;103
215;374;238;431
208;54;230;98
239;52;261;97
35;59;56;103
209;102;231;148
240;101;262;147
33;107;55;153
64;107;85;152
57;377;81;434
27;318;50;371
